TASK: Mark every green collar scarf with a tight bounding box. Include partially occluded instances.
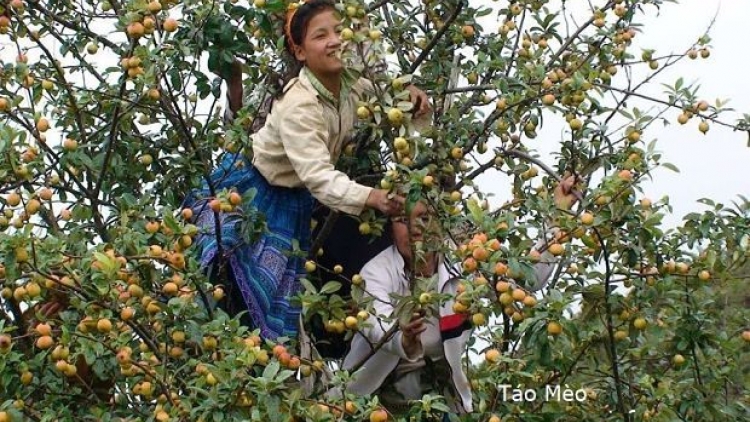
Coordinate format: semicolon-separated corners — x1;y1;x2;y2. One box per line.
303;66;358;109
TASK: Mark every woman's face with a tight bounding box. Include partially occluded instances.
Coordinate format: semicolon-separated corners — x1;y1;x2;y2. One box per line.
293;9;343;79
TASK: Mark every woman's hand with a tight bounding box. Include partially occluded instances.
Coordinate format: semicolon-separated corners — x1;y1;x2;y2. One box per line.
366;189;405;216
405;85;431;118
400;312;427;358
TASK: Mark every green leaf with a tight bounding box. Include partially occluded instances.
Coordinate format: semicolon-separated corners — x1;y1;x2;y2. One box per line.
661;162;680;173
300;278;317;294
319;281;342;294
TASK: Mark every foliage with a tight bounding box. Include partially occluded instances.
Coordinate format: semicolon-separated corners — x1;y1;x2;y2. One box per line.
0;0;748;421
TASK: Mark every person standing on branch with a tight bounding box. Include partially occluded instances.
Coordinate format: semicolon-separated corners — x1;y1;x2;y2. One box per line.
187;0;430;340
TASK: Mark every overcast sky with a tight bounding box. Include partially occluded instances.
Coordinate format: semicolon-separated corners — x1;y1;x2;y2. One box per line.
634;0;750;226
475;0;750;228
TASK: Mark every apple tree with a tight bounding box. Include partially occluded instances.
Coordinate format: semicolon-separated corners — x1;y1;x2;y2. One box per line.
0;0;748;421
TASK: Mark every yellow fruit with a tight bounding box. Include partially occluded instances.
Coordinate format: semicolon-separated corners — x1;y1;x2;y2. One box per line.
344;316;358;330
697;270;710;281
36;118;50;132
163;18;178;33
207;287;222;302
97;318;113;333
25;282;41;298
127;22;145;38
698;121;709;134
36;335;54;349
6;192;21;206
356;106;371;119
485;348;501;363
742;331;750;342
171;330;186;343
147;1;162;12
333;264;343;274
618;169;633;181
21;371;33;385
627;130;641;143
676;262;689;274
369;409;388;422
633;317;647;330
547;321;562;335
0;334;12;351
614;330;628;341
387;108;403;126
35;322;52;336
472;313;486;326
511;289;527;302
569;118;583;130
672;354;685;366
304;260;317;273
498;292;513;306
351;273;363;285
340;28;354;41
548;243;564;256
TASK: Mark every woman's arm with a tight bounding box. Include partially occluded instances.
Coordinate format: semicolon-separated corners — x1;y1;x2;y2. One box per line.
224;60;244;116
278;97;403;216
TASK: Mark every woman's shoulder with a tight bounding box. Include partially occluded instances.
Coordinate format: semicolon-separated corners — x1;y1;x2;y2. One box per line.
273;77;322;113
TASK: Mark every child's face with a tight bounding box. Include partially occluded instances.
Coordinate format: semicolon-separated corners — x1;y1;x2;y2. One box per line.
294;9;343;79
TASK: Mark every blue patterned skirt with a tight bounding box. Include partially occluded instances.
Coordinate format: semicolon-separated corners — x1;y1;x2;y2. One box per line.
187;153;313;339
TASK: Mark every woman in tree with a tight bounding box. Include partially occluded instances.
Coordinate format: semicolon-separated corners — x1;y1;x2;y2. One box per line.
188;0;430;340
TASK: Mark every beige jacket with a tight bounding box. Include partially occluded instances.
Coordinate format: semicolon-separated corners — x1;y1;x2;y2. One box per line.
248;69;374;216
